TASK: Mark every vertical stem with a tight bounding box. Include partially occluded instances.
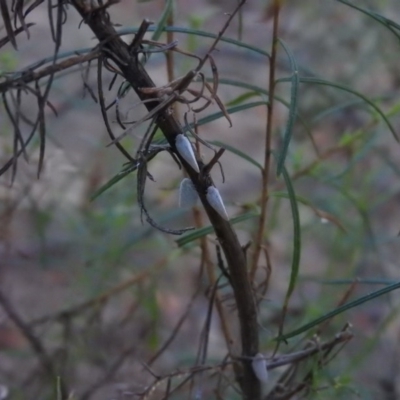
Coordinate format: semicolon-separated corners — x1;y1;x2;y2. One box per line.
250;0;281;281
191;115;236;357
193;208;235;355
165;0;176;116
70;1;260;397
237;2;243;41
192;119;235;368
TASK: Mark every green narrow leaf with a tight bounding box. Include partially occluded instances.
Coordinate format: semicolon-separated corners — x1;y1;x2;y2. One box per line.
387;100;400;118
337;0;400;42
280;163;301;304
226;91;260;107
270;191;346;232
276;281;400;341
215;78;270;96
384;17;400;31
326;131;377;182
312;95;395;124
151;0;173;41
212;78;315;151
313;99;370;124
176;212;259;247
301;277;398;285
91;164;137;201
271;191;311;204
144;286;160;350
119;26;271;59
138;0;173;75
192;101;267;128
276;39;299;176
117;25;319;76
276;76;399;142
211;140;263;170
272;153;302;339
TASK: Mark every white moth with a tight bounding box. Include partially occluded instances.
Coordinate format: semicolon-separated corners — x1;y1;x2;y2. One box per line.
175;134;200;173
251;353;269;383
179;178;199;208
206;186;229;220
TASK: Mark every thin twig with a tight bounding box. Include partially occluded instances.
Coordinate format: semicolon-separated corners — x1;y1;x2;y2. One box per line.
250;0;281;281
0;289;68;398
202;148;225;175
29;268;155;326
97;55;136;162
165;5;176;117
79;345;135;400
146;276;203;366
192;205;235;359
0;51;100;94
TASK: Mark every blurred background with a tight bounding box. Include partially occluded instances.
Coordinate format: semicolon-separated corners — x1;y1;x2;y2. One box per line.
1;0;400;399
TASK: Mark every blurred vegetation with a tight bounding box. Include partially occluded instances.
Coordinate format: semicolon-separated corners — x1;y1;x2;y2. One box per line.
1;0;400;399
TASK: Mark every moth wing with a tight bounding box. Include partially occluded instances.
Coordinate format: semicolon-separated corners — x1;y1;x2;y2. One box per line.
251;353;268;383
179;178;199;208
